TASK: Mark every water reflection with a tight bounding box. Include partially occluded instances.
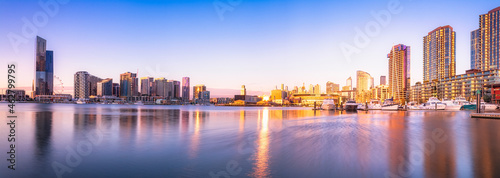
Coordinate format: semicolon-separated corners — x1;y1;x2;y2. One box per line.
251;108;271;178
2;104;500;178
119;109;138;148
188;110;202;159
33;111;53;177
74;112;97;133
34;111;53;163
386;113;409;177
423;112;457;178
240;110;245;132
470;118;500;177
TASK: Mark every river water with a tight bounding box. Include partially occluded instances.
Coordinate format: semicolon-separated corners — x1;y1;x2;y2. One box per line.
0;103;499;178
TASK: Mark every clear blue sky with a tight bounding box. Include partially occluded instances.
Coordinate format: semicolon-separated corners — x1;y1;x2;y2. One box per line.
1;0;499;95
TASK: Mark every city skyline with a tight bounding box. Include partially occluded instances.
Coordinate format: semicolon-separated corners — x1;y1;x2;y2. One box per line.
4;2;500;178
1;1;500;96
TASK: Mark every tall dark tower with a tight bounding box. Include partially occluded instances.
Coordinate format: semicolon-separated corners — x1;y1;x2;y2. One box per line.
45;50;54;95
182;77;190;102
35;36;51;96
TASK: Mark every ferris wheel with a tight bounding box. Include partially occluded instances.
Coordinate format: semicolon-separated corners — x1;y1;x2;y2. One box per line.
53;75;65;94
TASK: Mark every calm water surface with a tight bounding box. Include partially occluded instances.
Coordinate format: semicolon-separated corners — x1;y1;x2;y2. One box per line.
0;103;499;178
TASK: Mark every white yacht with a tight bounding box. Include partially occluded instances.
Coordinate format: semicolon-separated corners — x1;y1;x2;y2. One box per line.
407;102;420;110
483;102;498;111
357;103;366;110
469;99;498;111
381;98;399;111
368;100;382;110
76;98;86;104
420;97;446;110
344;100;358;111
443;97;470;111
321;99;336;110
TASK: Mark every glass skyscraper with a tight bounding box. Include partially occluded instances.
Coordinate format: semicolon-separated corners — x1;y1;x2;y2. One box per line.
97;78;113;96
471;7;500;71
423;25;456;81
120;72;138;97
182;77;190;102
45;50;54;95
388;44;411;104
34;36;53;96
172;80;181;99
193;85;206;101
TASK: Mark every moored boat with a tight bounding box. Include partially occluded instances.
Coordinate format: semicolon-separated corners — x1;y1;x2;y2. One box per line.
381;98;399;111
357;103;366;110
321;99;336;110
443;97;470;111
344;100;358;111
368;100;382;110
407;101;420;110
464;100;498;111
419;97;446;110
76;98;86;104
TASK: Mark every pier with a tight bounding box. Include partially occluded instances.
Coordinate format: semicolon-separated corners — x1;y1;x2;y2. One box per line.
470;113;500;119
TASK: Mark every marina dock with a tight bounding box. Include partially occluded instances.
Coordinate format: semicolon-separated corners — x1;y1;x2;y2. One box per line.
470;113;500;119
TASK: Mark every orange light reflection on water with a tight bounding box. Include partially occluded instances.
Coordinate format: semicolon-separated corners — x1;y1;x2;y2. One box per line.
188;110;201;159
251;108;271;178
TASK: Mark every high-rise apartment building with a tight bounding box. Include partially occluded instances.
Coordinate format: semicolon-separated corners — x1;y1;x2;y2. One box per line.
388;44;411;104
471;7;500;71
74;71;89;99
309;84;314;94
74;71;103;98
326;81;339;94
88;75;103;96
120;72;138;97
346;77;352;90
166;81;174;99
169;80;181;99
424;25;456;81
356;70;372;92
141;77;154;96
314;84;321;94
34;36;54;96
97;78;113;96
241;85;246;95
371;85;389;101
112;83;120;97
153;78;167;97
380;76;387;85
193;85;207;101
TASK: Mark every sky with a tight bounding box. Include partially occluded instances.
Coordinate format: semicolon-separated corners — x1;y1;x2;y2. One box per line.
1;0;499;97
